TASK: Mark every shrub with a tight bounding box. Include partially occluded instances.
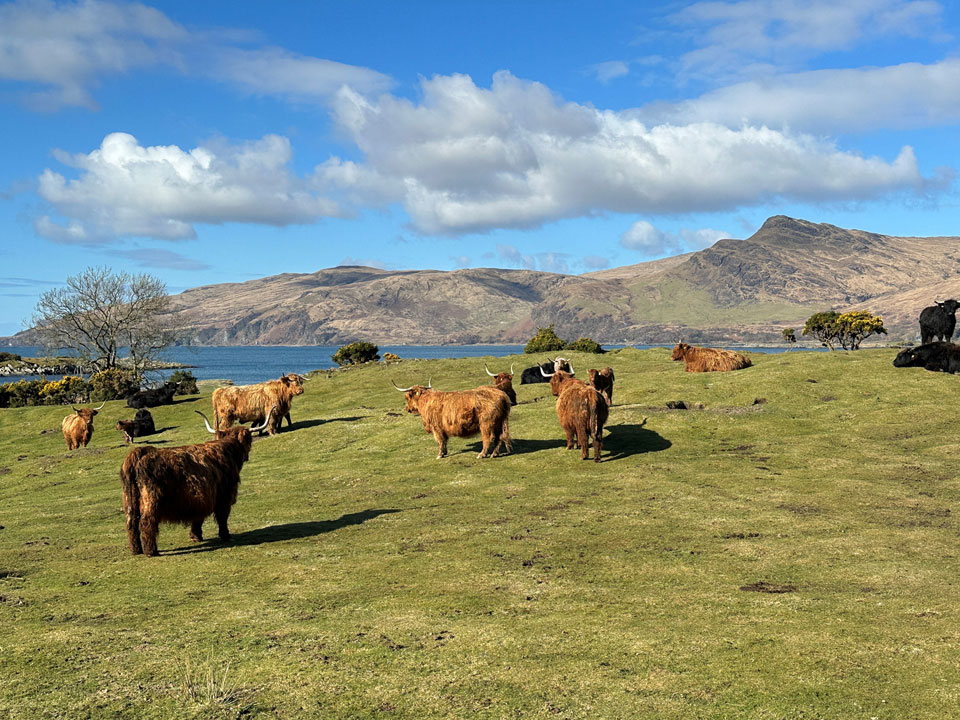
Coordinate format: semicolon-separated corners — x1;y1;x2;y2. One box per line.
39;376;89;405
565;337;604;354
524;325;566;354
168;370;199;395
782;328;797;344
89;368;139;401
0;352;22;362
382;352;401;363
6;379;44;407
332;341;380;366
0;384;10;408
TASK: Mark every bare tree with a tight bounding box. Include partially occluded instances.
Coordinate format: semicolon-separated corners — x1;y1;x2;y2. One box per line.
31;267;176;380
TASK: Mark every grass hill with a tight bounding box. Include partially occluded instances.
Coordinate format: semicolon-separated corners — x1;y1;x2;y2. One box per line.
2;349;959;718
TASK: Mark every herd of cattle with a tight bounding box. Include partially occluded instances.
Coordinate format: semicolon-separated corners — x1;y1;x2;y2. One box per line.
48;299;960;556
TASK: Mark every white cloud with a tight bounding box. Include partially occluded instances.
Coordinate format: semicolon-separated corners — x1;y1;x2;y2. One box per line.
670;0;945;80
339;256;388;269
643;58;960;133
111;248;210;271
496;244;571;274
0;0;187;110
582;255;611;270
213;47;393;102
37;132;344;242
589;60;629;84
320;71;925;236
621;221;729;256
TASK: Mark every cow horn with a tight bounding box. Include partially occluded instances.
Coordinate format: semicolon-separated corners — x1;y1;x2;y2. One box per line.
392;380;416;392
195;410;216;434
94;401;106;411
568;363;575;376
426;377;432;389
485;364;496;377
250;407;274;433
509;363;514;375
540;366;555;378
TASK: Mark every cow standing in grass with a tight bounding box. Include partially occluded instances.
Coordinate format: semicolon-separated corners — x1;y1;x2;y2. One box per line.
919;299;960;345
119;410;271;556
485;363;517;406
394;381;511;459
671;343;752;373
213;373;304;435
62;401;105;451
588;366;615;405
542;366;608;462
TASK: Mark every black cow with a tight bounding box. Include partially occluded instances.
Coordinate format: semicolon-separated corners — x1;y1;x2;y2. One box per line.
519;357;573;385
127;382;178;409
893;342;960;374
919;299;960;344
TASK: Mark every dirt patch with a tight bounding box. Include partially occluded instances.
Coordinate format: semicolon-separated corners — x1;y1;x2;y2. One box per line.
720;532;761;539
740;582;797;594
0;467;10;476
778;503;821;515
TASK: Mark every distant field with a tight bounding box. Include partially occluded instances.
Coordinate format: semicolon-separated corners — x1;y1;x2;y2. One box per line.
1;348;959;719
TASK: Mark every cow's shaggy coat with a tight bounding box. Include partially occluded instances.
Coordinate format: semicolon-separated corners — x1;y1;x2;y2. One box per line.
918;300;960;345
485;364;517;406
61;402;104;451
549;370;608;462
588;366;615;405
213;374;304;435
671;343;752;373
893;342;960;374
120;422;256;556
399;384;512;459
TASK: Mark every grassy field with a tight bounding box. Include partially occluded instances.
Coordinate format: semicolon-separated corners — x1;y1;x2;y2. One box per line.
2;348;959;719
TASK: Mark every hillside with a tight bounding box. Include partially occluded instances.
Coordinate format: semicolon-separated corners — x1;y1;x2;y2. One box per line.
9;216;960;346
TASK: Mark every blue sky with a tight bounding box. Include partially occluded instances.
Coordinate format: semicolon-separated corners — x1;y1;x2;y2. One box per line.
2;0;959;336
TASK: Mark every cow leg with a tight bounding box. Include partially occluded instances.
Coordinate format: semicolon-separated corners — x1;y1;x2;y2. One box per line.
284;412;292;428
564;427;576;450
577;427;590;460
434;432;448;459
478;426;493;458
215;506;231;542
139;513;160;557
189;519;204;542
593;432;603;463
125;509;143;555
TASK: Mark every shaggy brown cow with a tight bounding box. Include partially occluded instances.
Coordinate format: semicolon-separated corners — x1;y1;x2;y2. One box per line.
588;366;615;405
485;363;517;406
394;380;511;459
213;373;305;435
119;410;271;556
116;420;137;445
61;401;105;451
671;343;752;373
543;369;608;462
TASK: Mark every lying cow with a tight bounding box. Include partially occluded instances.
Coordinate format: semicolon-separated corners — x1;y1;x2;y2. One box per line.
213;373;304;436
588;366;615;405
542;367;608;462
520;357;572;385
893;342;960;374
62;401;106;451
126;382;177;409
671;343;752;372
119;409;271;556
485;363;517;406
394;380;511;459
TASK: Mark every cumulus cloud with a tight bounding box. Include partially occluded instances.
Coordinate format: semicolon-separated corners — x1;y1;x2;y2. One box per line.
0;0;187;110
620;221;729;256
588;60;629;84
642;58;960;133
670;0;945;80
37;132;344;242
319;71;924;236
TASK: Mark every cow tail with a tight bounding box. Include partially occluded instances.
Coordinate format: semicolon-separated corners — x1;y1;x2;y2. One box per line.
501;416;512;453
589;400;599;442
120;451;144;555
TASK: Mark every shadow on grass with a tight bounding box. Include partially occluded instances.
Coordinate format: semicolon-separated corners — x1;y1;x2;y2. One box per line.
602;423;671;460
467;437;567;456
163;508;401;555
283;416;368;432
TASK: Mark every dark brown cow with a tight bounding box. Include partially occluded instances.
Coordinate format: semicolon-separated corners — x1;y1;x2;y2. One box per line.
671;343;752;372
213;373;305;435
543;368;608;462
119;410;271;556
588;366;615;405
116;420;137;445
61;401;105;451
485;363;517;406
394;380;511;459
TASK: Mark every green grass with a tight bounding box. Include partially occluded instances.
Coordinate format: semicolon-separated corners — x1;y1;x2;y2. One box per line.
2;348;959;719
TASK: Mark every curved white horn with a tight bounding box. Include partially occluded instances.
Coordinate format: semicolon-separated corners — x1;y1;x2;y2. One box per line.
485;364;496;377
250;407;273;433
426;377;432;389
540;365;555;378
195;410;216;434
568;363;575;376
94;401;106;411
392;380;416;392
509;363;514;375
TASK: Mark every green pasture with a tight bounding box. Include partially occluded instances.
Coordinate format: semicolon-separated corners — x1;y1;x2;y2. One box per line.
1;348;959;719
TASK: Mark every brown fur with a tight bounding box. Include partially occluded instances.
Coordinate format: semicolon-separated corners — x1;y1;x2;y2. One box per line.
402;385;512;459
62;407;99;450
213;374;304;435
549;371;608;462
588;367;615;404
671;343;752;373
116;420;137;444
119;425;253;556
489;372;517;406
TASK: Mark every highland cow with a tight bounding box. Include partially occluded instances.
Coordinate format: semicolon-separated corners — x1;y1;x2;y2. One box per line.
588;366;615;405
213;373;305;435
62;401;105;451
126;382;177;409
119;409;271;556
671;343;752;373
485;363;517;406
116;408;155;444
541;368;608;462
918;299;960;345
520;357;573;384
893;342;960;374
394;380;511;459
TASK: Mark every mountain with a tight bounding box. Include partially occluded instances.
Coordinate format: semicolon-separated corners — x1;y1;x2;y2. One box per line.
9;216;960;346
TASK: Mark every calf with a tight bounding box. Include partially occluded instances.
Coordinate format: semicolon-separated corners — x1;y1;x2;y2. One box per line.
588;366;615;405
485;363;517;406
